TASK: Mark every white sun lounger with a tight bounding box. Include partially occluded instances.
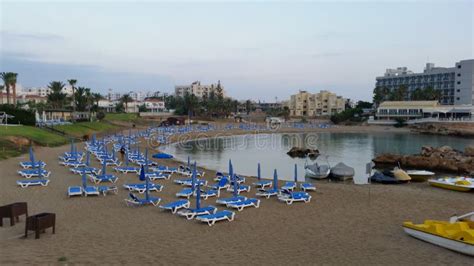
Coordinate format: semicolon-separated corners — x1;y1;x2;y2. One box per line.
253;180;272;189
114;166;140;174
18;169;51;178
124;193;161;207
19;161;46;169
226;184;250;194
176;188;193;198
196;210;235;226
84;186;100;196
159;200;190;214
177;206;217;220
68;186;83;197
300;183;316;192
226;198;260;211
17;179;50;188
123;183;163;193
98;186;118;196
89;174;118;184
278;191;311;205
255;188;279;199
215;196;247;205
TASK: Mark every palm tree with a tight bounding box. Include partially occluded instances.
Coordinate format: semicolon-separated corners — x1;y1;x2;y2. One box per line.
120;94;132;112
92;93;103;111
1;72;12;105
68;79;77;121
47;81;67;109
10;73;18;106
0;85;4;104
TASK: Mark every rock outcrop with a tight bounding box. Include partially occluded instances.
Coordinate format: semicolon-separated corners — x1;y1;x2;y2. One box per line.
373;145;474;174
287;147;319;158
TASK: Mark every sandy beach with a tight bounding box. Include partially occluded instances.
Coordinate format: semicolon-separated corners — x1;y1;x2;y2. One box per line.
0;125;473;265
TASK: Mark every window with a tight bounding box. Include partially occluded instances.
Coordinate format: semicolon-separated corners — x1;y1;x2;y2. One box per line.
457;73;461;77
456;97;460;101
457;89;460;92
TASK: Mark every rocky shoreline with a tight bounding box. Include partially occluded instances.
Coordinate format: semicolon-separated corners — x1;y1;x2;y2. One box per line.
373;145;474;174
410;123;474;137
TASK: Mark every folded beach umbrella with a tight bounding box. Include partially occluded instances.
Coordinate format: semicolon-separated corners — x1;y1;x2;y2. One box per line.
229;159;233;179
273;169;278;190
232;173;238;197
82;172;87;189
85;151;90;166
139;165;150;201
125;149;129;166
195;171;201;209
145;148;149;172
294;164;298;183
70;139;74;154
29;146;35;163
102;157;107;175
191;161;197;192
187;156;190;169
257;163;261;180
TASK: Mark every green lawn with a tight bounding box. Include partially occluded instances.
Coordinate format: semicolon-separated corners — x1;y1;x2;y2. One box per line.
105;113;139;122
0;125;68;146
53;122;117;137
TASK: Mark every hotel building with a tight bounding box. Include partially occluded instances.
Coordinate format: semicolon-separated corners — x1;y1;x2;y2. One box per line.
375;59;474;105
288;90;345;117
175;80;226;98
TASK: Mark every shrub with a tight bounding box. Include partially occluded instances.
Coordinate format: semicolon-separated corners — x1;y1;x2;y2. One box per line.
0;104;35;125
394;118;407;128
96;111;105;120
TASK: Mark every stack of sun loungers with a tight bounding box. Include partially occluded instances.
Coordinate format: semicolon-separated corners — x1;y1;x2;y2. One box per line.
17;148;51;188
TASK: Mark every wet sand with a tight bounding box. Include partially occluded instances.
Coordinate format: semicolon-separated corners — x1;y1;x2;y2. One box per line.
0;126;473;264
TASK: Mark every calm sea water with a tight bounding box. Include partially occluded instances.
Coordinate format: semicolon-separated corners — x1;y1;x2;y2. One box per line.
162;132;474;182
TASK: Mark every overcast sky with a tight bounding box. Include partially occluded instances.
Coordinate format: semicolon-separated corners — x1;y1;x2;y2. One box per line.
1;1;472;102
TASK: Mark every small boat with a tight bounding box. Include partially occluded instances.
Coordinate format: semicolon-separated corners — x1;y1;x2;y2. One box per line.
406;170;435;182
370;172;405;184
305;162;330;179
330;162;355;181
393;167;411;182
428;177;474;192
403;212;474;256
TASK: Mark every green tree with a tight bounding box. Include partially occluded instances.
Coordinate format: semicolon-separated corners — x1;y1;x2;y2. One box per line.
389;85;408;101
74;87;89;111
91;93;103;112
47;81;67;109
0;85;4;104
245;100;253;115
1;72;17;105
120;94;133;112
68;79;77;121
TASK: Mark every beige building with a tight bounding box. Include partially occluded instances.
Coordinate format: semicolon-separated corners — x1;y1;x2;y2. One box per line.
375;101;473;121
288;90;345;117
175;80;226;98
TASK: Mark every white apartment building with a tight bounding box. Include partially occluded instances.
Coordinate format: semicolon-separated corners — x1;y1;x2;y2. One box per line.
144;98;166;112
175;80;226;98
375;59;474;105
288;90;346;117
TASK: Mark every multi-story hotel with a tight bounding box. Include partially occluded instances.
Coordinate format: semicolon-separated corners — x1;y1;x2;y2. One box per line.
288;90;345;117
375;59;474;105
175;80;226;98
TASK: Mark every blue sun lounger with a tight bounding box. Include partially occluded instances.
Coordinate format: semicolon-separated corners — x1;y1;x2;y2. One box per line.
215;196;247;205
68;186;83;197
255;188;279;199
208;178;229;191
140;172;171;181
300;183;316;192
70;167;100;175
114;166;140;174
174;178;207;187
253;180;272;189
226;184;250;194
177;206;217;220
281;181;296;191
19;161;46;169
196;210;235;226
159;200;190;214
89;174;118;184
18;169;51;178
17;179;50;188
98;186;118;196
151;165;177;174
84;186;100;196
277;190;311;205
226;198;260;211
198;189;219;200
123;183;163;193
125;193;161;207
60;160;86;168
176;188;193;198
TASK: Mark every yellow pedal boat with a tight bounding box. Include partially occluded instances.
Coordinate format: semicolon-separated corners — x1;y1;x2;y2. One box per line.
403;212;474;256
428;177;474;192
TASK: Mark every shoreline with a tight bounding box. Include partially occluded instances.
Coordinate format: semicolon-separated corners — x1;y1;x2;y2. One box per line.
0;124;472;264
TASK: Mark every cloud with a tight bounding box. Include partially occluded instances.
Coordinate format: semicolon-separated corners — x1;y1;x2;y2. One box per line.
0;53;174;92
0;30;64;41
